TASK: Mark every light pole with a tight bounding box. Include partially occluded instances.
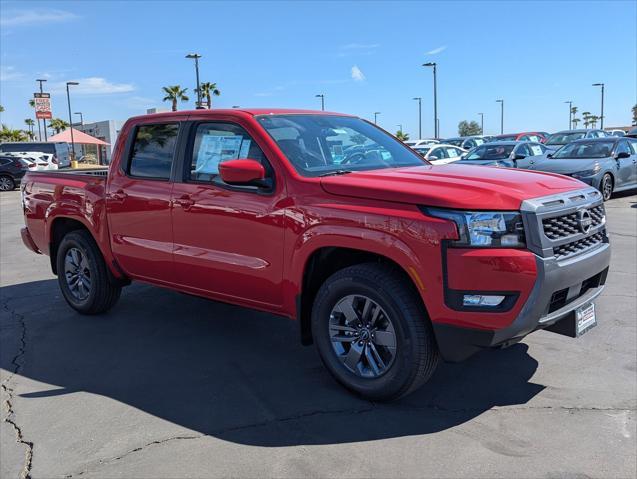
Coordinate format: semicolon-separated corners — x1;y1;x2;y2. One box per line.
564;101;573;129
374;112;381;125
413;97;422;139
423;62;438;138
74;112;83;126
397;124;403;134
315;94;325;111
186;53;203;109
592;83;605;129
66;82;79;160
36;78;48;140
478;113;484;135
496;99;504;134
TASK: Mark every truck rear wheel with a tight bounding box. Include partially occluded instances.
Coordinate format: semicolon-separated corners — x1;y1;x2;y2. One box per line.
56;230;121;314
311;263;439;401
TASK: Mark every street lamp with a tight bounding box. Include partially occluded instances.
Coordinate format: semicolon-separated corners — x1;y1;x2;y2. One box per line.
397;124;403;133
66;82;79;160
74;112;84;126
564;101;573;129
478;113;484;135
496;99;504;134
423;62;438;138
413;97;422;139
36;78;48;140
185;53;203;109
315;94;325;111
592;83;605;129
374;112;381;124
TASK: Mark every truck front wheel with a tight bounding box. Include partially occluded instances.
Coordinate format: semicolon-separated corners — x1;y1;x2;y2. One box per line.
312;263;439;401
56;230;121;314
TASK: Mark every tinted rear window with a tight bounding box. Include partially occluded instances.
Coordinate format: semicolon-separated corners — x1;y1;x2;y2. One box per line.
0;143;56;154
128;124;179;179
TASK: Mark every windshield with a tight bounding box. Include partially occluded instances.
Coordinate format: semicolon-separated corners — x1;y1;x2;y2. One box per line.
414;147;431;156
463;144;515;160
258;115;427;177
552;141;615;159
546;132;586;145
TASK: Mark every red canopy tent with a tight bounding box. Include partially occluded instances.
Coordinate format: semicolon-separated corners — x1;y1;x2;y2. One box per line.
48;128;110;164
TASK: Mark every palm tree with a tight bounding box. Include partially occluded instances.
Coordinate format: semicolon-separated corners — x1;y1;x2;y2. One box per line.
162;85;189;111
395;130;410;141
582;111;591;128
589;115;598;129
28;99;35;108
24;119;35;140
198;82;221;109
0;124;28;142
0;105;4;113
49;118;70;134
572;118;581;128
632;104;637;126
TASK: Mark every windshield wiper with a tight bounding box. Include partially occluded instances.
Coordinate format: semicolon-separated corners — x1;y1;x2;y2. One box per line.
318;169;353;177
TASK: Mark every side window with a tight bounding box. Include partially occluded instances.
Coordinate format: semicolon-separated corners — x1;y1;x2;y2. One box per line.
128;123;179;179
516;144;530;156
430;147;446;159
628;140;637;154
615;141;631;156
189;122;267;182
448;147;462;157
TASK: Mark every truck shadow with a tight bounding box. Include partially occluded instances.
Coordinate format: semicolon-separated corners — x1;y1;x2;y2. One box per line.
1;279;545;446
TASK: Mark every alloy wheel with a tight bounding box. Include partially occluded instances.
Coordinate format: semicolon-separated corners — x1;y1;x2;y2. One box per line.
328;294;397;378
602;175;613;201
64;247;92;301
0;177;13;191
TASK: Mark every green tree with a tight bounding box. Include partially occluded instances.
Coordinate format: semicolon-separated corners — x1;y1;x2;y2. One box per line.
632;104;637;126
49;118;70;134
162;85;189;111
198;82;220;109
28;99;35;108
572;117;581;128
0;105;4;113
0;124;28;142
582;111;591;128
458;120;481;136
395;130;410;141
24;118;35;140
589;115;599;128
570;106;578;129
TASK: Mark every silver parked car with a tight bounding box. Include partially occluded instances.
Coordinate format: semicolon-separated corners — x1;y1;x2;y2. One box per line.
544;129;607;151
456;141;548;169
528;137;637;201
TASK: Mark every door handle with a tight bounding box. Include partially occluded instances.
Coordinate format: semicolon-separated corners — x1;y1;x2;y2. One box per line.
174;194;195;209
108;189;127;202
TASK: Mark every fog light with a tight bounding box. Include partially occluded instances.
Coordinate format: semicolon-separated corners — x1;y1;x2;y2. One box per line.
463;294;505;307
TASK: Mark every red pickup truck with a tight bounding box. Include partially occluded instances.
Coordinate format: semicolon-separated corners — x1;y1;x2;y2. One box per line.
20;109;610;400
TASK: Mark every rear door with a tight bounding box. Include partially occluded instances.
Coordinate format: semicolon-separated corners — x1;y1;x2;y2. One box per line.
614;140;636;187
170;119;286;308
106;120;185;283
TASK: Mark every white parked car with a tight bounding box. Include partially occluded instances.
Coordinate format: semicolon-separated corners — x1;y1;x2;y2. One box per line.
3;152;56;171
405;138;439;148
413;143;466;165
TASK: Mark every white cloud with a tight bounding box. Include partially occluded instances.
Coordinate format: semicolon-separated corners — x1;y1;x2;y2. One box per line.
338;43;379;57
0;9;78;27
52;77;135;95
0;66;23;81
426;45;447;55
351;65;365;82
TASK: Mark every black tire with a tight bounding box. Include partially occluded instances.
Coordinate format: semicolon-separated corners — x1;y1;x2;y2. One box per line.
600;173;613;201
312;263;439;401
0;175;15;191
56;230;121;314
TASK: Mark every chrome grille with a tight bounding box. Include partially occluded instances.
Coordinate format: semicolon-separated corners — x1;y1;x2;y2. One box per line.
553;231;606;259
542;205;605;240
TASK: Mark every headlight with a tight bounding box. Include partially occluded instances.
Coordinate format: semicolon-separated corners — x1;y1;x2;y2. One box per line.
571;165;601;178
423;208;526;248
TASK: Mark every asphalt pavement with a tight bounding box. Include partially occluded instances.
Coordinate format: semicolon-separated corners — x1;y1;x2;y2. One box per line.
1;189;635;478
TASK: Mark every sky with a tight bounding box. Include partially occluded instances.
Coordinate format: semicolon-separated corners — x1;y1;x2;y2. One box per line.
1;0;636;138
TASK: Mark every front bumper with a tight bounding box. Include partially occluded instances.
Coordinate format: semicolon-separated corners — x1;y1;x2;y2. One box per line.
433;242;610;362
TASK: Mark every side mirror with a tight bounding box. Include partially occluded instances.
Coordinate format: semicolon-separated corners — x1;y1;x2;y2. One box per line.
615;151;631;160
428;155;439;161
460;155;467;160
219;159;268;186
546;153;553;158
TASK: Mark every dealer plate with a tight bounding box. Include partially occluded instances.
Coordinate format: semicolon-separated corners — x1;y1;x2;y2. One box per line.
576;303;596;336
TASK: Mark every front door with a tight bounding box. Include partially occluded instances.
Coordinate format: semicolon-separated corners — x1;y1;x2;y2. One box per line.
170;121;286;308
614;140;635;187
106;121;183;282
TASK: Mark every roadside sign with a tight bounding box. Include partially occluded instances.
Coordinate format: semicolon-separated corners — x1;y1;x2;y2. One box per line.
34;92;52;119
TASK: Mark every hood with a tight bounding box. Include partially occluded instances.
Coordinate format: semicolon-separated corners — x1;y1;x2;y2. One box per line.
528;158;601;175
320;164;586;210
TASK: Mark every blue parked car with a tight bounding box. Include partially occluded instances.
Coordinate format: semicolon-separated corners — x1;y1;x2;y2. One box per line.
528;137;637;201
456;141;548;169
